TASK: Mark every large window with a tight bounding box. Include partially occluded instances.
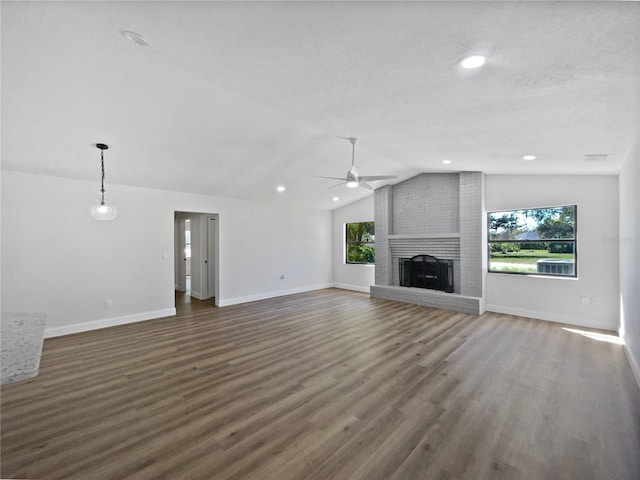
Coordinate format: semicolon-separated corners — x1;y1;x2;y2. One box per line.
488;205;576;277
346;222;375;264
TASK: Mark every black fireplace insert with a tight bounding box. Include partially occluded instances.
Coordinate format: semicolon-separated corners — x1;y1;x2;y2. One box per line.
399;255;454;293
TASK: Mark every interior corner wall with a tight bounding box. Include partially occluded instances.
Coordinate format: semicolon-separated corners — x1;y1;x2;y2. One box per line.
331;195;375;292
1;171;333;336
485;175;619;331
619;145;640;387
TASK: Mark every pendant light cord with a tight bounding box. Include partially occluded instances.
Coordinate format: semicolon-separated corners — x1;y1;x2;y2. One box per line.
100;149;106;205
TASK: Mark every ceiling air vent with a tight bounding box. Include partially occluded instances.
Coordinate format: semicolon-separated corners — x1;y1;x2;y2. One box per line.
584;153;608;161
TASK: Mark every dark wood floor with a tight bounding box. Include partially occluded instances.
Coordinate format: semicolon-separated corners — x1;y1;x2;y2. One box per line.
2;289;639;479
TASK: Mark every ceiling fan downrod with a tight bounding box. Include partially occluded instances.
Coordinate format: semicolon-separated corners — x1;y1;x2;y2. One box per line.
349;137;358;167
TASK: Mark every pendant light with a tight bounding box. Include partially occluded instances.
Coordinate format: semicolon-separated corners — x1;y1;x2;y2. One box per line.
90;143;118;220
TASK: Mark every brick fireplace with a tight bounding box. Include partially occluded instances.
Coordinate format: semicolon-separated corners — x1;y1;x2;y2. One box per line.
370;172;487;315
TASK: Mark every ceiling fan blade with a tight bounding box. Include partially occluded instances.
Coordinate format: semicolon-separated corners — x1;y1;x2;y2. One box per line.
359;182;374;190
358;175;398;182
313;175;347;181
329;182;347;189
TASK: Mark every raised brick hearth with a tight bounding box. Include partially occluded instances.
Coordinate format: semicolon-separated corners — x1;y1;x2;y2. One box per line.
371;172;487;315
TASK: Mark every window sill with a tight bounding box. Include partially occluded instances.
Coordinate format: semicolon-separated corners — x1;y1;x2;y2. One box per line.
487;271;578;280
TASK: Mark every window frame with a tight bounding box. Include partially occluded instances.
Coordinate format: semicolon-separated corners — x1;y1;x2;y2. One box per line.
345;221;375;265
487;205;577;278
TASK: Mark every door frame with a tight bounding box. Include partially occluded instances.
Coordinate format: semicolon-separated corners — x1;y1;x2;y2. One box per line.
174;211;219;306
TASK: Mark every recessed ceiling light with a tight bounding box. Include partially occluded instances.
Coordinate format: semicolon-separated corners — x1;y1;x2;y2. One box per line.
459;55;486;69
523;155;536;161
122;31;151;47
332;196;339;202
277;186;286;192
442;159;452;165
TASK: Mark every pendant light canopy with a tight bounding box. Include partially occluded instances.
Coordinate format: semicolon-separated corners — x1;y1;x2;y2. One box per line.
90;143;118;220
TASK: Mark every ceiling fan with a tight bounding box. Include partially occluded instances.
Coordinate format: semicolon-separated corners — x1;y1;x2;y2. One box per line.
315;137;398;190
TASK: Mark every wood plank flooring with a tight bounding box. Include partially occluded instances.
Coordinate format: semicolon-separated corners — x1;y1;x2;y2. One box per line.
2;288;639;479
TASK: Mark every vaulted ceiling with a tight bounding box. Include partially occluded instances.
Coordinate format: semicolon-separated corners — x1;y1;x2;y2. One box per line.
2;1;638;210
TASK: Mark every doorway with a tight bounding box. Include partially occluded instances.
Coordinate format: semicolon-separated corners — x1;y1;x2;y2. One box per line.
185;219;192;294
174;212;219;307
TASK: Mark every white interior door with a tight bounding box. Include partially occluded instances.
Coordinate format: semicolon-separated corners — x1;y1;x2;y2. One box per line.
175;216;186;292
206;216;216;299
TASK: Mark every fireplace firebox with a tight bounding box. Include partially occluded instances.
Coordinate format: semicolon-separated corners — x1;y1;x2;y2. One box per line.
399;255;454;293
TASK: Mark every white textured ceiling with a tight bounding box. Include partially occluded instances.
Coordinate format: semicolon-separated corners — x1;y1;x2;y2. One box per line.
2;1;639;210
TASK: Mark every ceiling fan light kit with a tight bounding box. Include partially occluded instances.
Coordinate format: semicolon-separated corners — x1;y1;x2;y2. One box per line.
314;137;398;191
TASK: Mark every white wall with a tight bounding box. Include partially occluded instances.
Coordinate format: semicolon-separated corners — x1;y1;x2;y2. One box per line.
331;196;375;292
486;175;619;331
619;143;640;387
1;171;332;336
4;170;628;339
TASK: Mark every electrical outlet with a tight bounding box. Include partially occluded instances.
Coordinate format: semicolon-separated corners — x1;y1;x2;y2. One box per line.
590;296;598;305
580;296;589;305
105;299;113;308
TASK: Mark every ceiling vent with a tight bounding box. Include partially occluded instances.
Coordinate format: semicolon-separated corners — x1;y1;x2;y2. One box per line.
584;154;608;162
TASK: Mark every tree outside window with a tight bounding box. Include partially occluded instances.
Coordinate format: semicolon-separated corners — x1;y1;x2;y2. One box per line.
488;206;576;276
346;222;375;264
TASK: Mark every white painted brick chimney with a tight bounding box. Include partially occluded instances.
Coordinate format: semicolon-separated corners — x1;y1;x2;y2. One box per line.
371;172;486;315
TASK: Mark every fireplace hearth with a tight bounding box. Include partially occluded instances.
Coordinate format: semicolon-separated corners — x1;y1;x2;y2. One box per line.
399;255;454;293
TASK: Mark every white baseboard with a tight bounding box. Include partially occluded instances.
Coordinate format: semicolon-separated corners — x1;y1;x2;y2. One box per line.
218;283;333;307
624;344;640;391
44;308;176;338
332;283;371;293
485;304;618;332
